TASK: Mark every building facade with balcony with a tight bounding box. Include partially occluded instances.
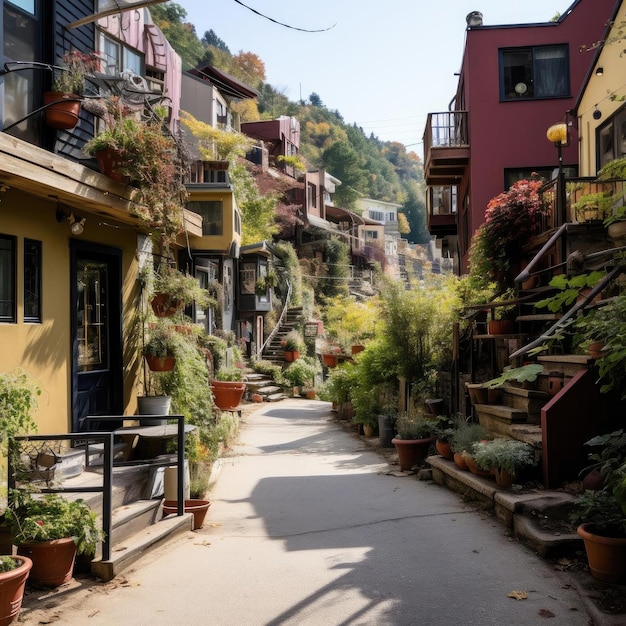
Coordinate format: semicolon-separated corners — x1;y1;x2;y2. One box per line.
422;0;615;274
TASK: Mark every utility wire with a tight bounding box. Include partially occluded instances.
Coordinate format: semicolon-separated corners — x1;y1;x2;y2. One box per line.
233;0;336;33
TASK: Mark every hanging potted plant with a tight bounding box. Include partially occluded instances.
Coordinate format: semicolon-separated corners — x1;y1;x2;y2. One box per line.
44;49;99;130
142;322;184;372
148;266;215;318
5;491;103;588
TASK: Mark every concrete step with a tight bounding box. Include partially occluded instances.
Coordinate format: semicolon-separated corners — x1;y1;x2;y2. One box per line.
500;385;550;422
257;385;281;395
91;512;192;581
537;354;593;377
427;456;580;558
106;499;163;547
266;393;288;402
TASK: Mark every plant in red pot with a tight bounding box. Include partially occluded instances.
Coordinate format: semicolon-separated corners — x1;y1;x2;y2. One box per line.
570;430;626;583
0;555;32;625
210;366;247;411
391;414;436;471
6;491;103;588
472;438;538;487
44;49;99;130
282;331;304;363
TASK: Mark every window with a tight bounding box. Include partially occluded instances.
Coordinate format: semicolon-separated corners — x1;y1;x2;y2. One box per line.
187;200;223;236
99;33;143;76
366;230;379;239
195;261;218;333
307;182;317;209
3;1;41;142
0;235;16;322
241;262;256;295
597;106;626;168
370;210;384;222
501;45;569;100
23;238;41;322
504;167;577;190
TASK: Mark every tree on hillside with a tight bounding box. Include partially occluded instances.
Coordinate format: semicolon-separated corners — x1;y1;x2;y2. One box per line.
322;141;366;209
401;184;430;243
230;51;266;89
202;29;230;53
309;92;324;107
150;3;207;69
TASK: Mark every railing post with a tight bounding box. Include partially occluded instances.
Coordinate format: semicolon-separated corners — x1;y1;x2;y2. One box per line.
177;416;185;516
101;432;113;561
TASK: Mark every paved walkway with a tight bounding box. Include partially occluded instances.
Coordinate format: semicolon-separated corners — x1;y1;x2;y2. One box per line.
18;400;606;625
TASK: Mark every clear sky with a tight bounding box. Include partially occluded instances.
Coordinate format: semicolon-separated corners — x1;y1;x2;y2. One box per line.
176;0;567;155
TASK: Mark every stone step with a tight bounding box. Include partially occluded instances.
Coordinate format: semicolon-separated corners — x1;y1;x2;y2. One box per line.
246;379;274;391
509;424;543;447
257;385;281;395
537;354;593;377
266;393;288;402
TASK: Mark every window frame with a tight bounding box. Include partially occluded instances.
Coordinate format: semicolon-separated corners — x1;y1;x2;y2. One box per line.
23;237;41;323
500;44;570;101
0;234;17;323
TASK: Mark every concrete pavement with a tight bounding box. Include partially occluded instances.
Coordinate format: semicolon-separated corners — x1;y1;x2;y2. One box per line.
18;400;611;625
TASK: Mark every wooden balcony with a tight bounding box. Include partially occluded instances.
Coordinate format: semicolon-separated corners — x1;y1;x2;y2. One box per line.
423;111;469;186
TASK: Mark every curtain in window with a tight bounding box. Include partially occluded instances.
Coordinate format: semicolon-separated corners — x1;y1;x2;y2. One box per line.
535;48;566;97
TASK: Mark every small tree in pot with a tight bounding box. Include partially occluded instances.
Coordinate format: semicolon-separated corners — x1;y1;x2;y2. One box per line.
392;414;436;471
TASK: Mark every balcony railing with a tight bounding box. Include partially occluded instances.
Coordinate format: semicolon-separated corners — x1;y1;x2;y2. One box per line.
423;111;469;155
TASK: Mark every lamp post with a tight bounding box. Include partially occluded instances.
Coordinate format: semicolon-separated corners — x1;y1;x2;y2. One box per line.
546;123;568;226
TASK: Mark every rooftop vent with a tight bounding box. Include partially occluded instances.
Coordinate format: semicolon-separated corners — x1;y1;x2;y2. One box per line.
466;11;483;27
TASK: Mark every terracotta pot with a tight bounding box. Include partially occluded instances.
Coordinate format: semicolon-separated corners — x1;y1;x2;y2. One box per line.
587;341;606;360
210;380;246;411
284;350;300;362
94;148;131;184
577;523;626;583
465;455;492;477
251;393;263;403
392;437;434;471
17;537;76;587
608;220;626;242
582;467;605;491
435;439;454;460
144;354;176;372
163;499;211;530
150;293;185;318
0;555;32;626
494;467;514;487
322;354;338;367
43;91;81;129
305;390;317;399
351;344;365;355
363;424;375;437
454;452;469;471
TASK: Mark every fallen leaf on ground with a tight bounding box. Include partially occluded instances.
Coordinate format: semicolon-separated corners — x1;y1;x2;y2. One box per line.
508;590;529;600
538;608;555;618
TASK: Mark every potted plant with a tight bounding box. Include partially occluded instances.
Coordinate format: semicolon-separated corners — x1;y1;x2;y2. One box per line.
450;422;491;472
283;357;317;395
148;266;215;318
210;366;247;411
142;322;184;372
5;490;104;588
44;49;99;130
282;331;304;362
0;554;32;625
433;415;459;460
473;438;537;486
391;413;436;471
570;429;626;582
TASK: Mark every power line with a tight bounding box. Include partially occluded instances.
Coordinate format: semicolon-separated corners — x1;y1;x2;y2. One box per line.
233;0;336;33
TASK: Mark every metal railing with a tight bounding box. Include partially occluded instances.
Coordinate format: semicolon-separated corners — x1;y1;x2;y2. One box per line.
7;414;187;563
423;110;469;156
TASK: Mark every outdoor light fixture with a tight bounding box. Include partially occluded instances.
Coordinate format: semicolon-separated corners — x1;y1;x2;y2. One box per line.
56;206;86;235
546;123;568;146
546;122;569;226
593;106;602;120
596;67;604;76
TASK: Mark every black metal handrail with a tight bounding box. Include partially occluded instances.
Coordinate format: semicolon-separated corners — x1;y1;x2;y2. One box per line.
7;414;186;563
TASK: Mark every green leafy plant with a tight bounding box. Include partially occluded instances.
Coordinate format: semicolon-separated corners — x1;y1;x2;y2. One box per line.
482;364;544;389
473;438;537;477
151;266;215;309
142;322;186;359
0;555;20;572
6;491;104;556
0;370;40;452
213;366;246;382
282;330;304;353
535;271;605;313
450;422;491;455
283;357;317;388
394;414;436;440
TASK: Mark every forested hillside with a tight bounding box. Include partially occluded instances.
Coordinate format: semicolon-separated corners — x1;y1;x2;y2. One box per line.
150;3;430;243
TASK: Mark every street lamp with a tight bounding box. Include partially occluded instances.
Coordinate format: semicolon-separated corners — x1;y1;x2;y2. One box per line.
546;123;568;226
